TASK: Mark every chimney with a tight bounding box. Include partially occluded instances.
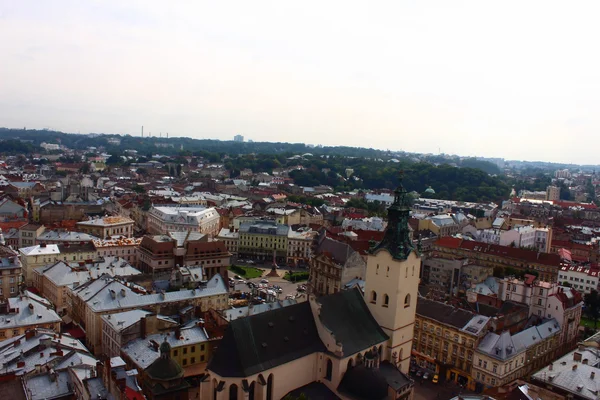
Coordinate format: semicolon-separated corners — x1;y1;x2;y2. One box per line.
549;363;553;371
175;326;181;339
120;288;126;297
573;364;578;371
592;371;596;380
25;329;35;340
574;352;583;362
140;317;147;339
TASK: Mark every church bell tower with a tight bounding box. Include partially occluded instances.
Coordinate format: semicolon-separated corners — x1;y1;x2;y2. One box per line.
364;177;421;374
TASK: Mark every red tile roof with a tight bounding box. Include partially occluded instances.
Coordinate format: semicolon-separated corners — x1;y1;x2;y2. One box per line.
434;237;562;266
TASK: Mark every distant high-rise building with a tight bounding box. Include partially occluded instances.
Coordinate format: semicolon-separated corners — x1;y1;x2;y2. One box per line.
546;185;560;201
234;134;244;142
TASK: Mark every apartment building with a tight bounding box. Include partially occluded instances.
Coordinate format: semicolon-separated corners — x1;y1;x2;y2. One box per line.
287;229;316;266
19;243;60;286
238;220;289;263
413;298;491;390
0;242;21;301
93;237;141;266
215;228;239;257
0;328;92;375
76;216;135;239
474;319;560;390
18;223;45;248
147;206;220;236
0;292;62;341
101;310;178;358
476;225;552;253
433;237;561;282
308;238;366;296
121;321;212;375
68;274;228;354
422;257;493;296
493;276;582;353
137;232;230;279
32;256;141;315
532;332;600;399
558;264;599;294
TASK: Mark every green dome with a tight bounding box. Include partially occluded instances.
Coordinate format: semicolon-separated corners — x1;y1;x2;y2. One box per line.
145;337;184;382
424;186;435;194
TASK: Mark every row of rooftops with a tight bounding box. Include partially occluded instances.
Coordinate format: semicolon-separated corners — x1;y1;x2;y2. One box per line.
478;318;560;361
435;236;562;266
416;298;491;336
34;256;141;288
72;273;228;313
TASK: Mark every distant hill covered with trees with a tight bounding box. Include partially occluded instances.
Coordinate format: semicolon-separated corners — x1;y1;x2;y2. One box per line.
0;127;510;202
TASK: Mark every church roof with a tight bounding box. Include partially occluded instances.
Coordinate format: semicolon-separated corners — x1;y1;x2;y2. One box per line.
338;364;388;400
208;302;325;377
208;288;387;378
317;288;389;356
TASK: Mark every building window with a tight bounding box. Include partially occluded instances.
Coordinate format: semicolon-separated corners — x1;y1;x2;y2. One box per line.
173;350;178;356
383;294;389;308
183;347;188;354
404;294;410;308
325;359;333;381
376;264;379;275
183;358;188;366
370;291;377;304
537;299;542;306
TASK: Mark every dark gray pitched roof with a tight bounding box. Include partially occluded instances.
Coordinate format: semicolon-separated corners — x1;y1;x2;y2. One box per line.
416;298;474;329
318;288;389;356
208;302;325;377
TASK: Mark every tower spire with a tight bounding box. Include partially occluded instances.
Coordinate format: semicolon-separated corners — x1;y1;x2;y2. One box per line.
371;170;414;260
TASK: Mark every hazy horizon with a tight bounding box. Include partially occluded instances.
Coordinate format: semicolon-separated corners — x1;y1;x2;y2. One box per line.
2;1;600;164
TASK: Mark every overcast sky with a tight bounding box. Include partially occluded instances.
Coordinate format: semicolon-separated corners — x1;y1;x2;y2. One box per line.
1;1;600;164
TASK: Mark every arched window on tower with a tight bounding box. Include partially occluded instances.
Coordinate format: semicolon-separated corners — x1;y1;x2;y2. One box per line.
383;294;389;308
229;384;238;400
370;291;377;304
405;267;408;278
376;264;379;275
325;359;333;381
412;265;415;276
404;294;411;308
386;266;390;277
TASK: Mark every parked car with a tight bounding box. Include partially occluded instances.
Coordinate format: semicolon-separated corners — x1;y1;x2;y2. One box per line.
234;275;242;280
415;370;422;378
260;279;269;283
422;372;430;380
432;374;439;384
237;279;246;284
247;260;255;265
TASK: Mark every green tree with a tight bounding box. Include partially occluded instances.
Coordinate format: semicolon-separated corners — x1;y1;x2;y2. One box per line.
584;290;600;329
106;154;122;165
79;163;91;174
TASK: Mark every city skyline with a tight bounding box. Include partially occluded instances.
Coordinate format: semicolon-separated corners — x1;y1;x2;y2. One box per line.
3;1;600;164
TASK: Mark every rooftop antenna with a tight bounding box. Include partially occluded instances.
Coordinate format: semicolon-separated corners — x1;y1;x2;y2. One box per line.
167;132;169;139
142;126;144;137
